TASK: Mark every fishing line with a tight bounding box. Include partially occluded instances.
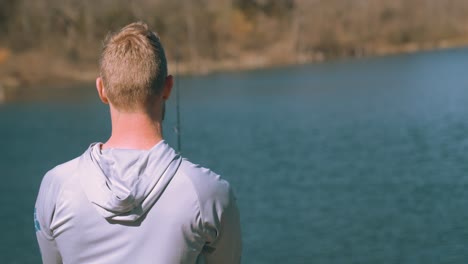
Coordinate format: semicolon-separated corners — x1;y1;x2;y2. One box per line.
175;51;182;153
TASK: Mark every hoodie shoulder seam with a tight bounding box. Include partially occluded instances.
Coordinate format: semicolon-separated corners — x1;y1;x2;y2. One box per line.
179;165;207;238
39;157;80;237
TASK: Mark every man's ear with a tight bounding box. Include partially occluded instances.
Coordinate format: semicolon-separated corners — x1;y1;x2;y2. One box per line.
162;75;174;101
96;77;109;104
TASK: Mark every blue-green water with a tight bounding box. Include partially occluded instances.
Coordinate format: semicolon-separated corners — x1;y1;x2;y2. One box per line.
2;48;468;263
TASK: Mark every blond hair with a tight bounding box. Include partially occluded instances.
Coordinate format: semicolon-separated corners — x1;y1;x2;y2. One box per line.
100;22;167;111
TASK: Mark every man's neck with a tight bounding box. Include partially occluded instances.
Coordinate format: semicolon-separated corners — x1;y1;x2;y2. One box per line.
103;109;163;150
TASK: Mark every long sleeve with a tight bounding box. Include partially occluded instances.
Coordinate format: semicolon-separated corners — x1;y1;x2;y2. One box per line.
202;195;242;264
35;171;63;264
199;181;242;264
36;226;62;264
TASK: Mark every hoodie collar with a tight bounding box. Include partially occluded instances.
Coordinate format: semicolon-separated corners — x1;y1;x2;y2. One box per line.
78;140;181;222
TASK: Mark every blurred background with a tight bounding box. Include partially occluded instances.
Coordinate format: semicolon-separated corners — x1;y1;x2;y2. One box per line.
2;0;468;88
2;0;468;263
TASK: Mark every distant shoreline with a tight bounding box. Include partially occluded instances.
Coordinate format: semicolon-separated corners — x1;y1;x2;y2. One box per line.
1;40;468;102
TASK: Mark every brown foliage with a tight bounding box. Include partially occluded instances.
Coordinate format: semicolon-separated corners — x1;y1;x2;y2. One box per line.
1;0;468;82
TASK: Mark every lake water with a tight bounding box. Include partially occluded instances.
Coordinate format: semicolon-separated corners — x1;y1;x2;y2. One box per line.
2;48;468;263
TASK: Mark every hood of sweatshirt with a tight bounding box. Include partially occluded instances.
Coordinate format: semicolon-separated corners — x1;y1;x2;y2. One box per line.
78;140;181;222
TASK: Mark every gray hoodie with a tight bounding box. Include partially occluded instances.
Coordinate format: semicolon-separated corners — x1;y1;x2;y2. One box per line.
35;141;241;264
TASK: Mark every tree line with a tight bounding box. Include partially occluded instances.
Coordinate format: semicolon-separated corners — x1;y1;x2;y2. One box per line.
1;0;468;74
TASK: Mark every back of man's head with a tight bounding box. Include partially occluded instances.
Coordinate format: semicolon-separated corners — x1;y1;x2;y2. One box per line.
100;22;167;111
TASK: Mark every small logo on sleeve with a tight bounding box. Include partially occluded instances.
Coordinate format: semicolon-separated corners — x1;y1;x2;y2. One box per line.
34;208;41;232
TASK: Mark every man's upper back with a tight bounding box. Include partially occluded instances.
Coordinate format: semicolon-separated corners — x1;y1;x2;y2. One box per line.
35;141;241;264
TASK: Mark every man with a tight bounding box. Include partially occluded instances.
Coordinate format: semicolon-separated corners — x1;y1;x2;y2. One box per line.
34;22;242;264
